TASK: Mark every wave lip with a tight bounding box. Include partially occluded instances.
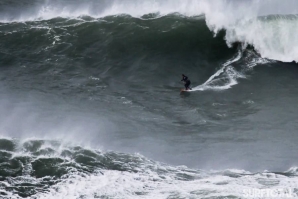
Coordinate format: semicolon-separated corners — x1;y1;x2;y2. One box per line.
222;15;298;62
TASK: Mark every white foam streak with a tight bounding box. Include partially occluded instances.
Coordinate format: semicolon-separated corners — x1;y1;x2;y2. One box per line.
192;51;244;91
191;48;273;91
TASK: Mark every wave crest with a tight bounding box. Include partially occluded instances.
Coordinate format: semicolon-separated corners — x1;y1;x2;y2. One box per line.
1;0;298;62
221;15;298;62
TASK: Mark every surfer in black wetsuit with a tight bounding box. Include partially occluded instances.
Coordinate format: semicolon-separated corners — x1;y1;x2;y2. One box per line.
181;74;191;90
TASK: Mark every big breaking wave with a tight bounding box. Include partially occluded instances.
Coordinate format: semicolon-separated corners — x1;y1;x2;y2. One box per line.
1;0;298;62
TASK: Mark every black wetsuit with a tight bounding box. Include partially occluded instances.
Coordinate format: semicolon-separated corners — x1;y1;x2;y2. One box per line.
181;75;191;90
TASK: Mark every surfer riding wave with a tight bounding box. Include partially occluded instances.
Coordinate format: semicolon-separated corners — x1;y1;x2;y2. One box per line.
181;74;191;90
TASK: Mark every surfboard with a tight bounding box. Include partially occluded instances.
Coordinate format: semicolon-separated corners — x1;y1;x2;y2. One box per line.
180;89;189;92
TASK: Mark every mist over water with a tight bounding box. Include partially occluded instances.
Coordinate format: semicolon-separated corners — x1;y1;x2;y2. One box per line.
1;0;298;198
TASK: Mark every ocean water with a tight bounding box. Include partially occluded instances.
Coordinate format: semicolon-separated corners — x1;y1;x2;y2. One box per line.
1;0;298;198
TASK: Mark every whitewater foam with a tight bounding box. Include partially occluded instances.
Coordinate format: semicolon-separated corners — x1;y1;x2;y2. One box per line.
29;167;298;199
1;138;298;199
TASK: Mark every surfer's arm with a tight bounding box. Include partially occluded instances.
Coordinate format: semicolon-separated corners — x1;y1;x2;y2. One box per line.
181;76;188;82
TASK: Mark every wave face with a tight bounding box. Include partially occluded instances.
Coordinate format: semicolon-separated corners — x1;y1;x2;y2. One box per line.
0;14;241;92
1;138;298;199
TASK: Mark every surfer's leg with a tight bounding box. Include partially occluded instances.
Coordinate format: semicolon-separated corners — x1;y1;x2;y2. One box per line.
185;82;190;90
187;80;191;90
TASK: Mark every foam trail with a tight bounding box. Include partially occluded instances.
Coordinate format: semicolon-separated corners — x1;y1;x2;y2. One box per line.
191;48;273;92
192;50;243;91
